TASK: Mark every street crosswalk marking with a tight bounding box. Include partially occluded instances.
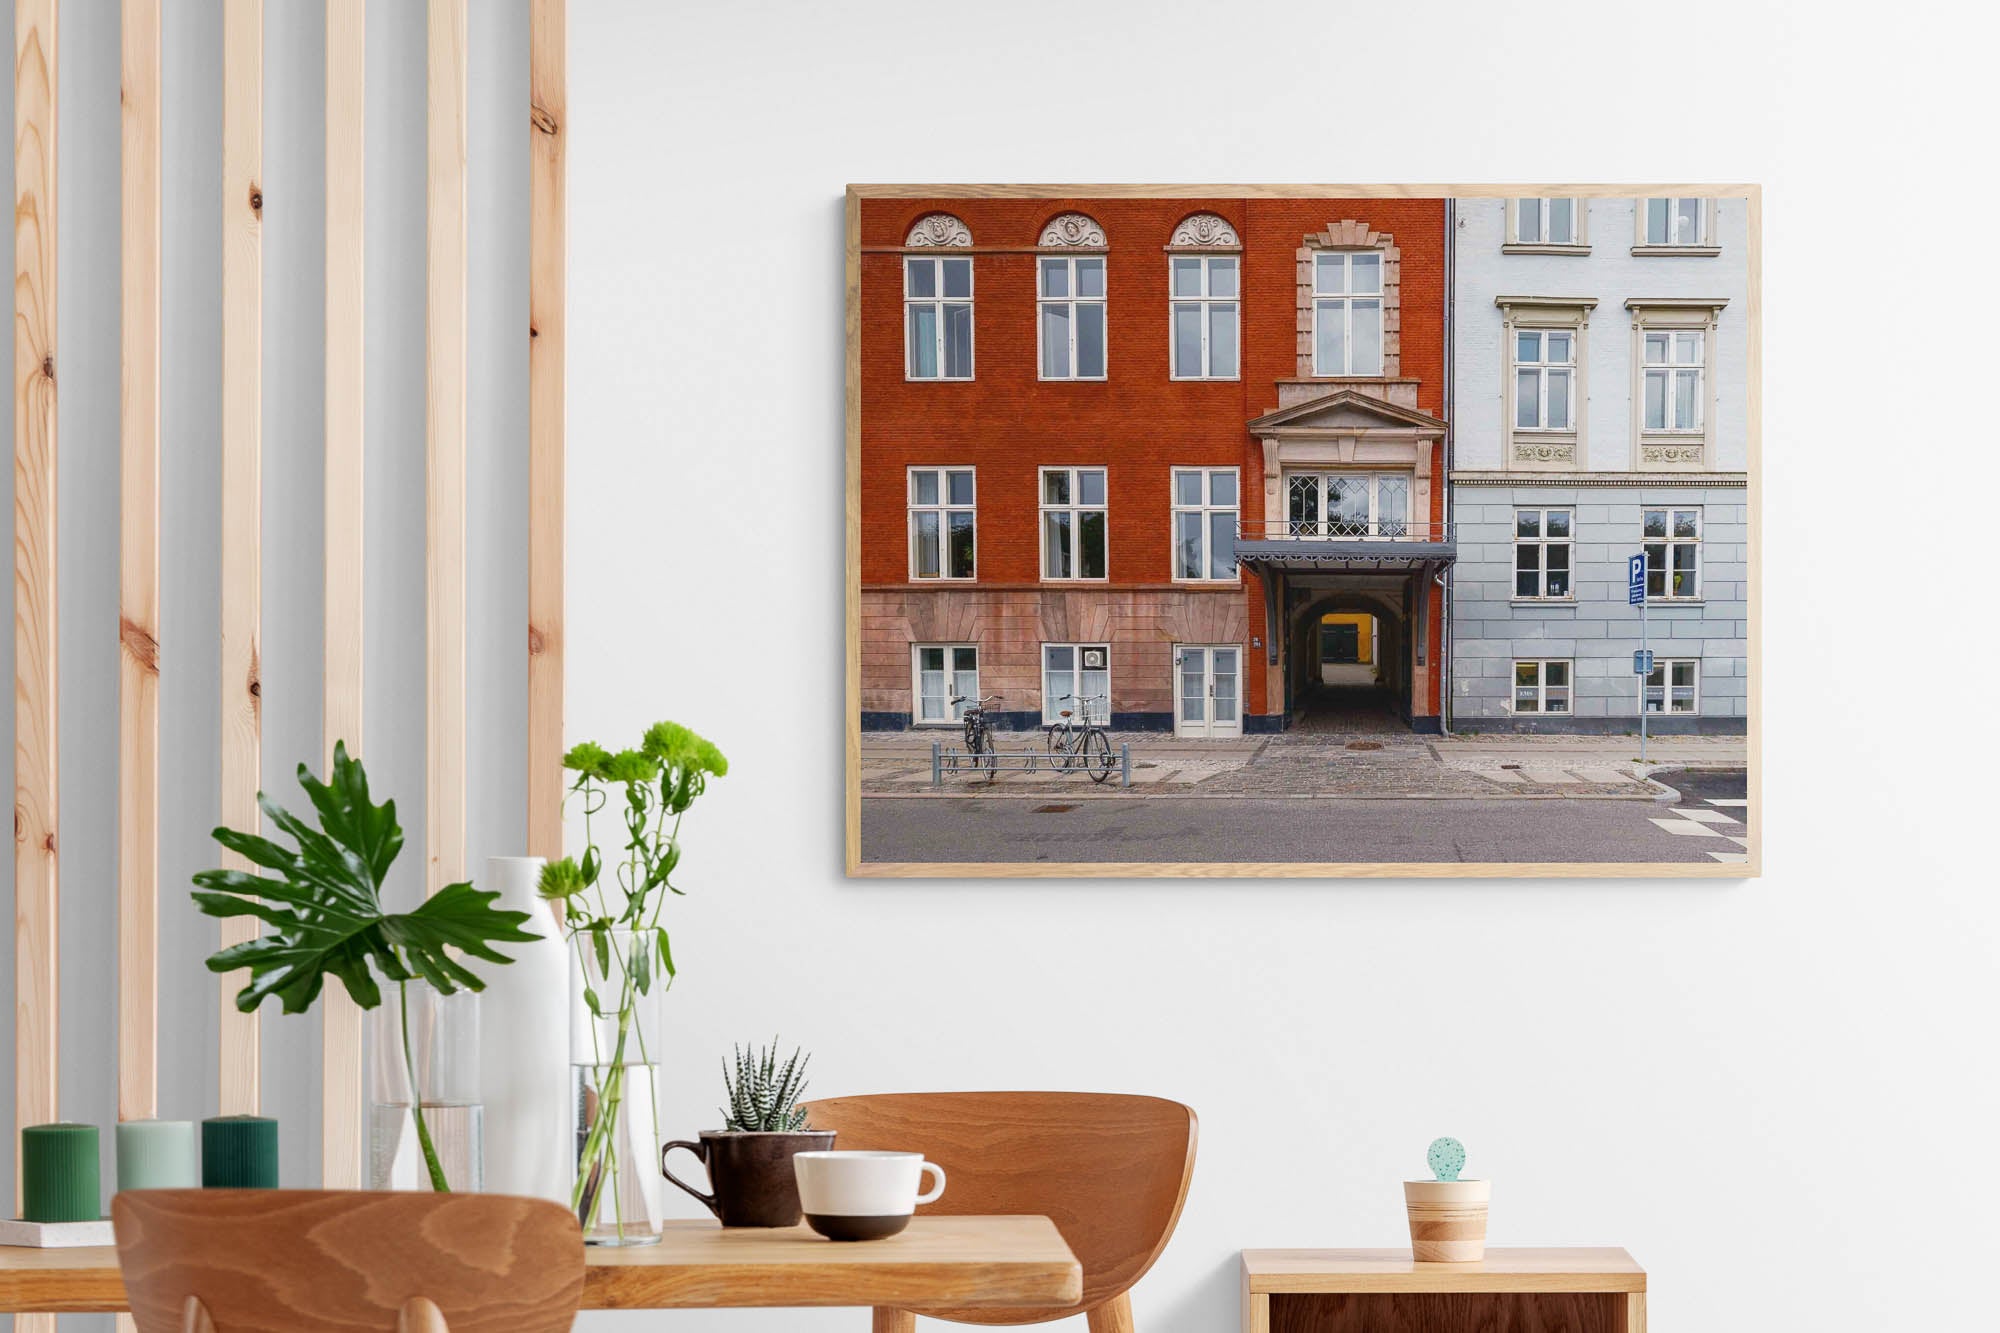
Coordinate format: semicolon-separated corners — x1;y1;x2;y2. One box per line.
1706;798;1749;807
1654;796;1752;849
1707;851;1750;863
1652;817;1725;838
1672;807;1738;825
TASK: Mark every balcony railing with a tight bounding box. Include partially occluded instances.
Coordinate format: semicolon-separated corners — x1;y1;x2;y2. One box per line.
1238;519;1453;543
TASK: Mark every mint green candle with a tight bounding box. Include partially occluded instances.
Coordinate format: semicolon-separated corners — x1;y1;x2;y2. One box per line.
22;1123;101;1222
117;1120;199;1190
201;1116;278;1189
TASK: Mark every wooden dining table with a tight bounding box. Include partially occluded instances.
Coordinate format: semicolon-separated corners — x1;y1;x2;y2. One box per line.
0;1215;1083;1315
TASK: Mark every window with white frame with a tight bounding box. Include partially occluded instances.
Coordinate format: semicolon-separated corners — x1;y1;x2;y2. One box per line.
1172;468;1238;581
1038;256;1106;379
1512;660;1572;714
1170;256;1239;379
1645;658;1699;714
1643;508;1701;599
905;256;973;379
908;467;975;580
1042;644;1110;725
912;645;979;725
1642;328;1704;431
1514;509;1573;599
1514;329;1575;431
1513;197;1579;246
1285;472;1409;538
1312;251;1383;376
1040;467;1107;580
1643;197;1707;247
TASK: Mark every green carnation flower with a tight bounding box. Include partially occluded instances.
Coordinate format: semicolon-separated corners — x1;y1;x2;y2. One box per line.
562;741;612;779
538;856;587;900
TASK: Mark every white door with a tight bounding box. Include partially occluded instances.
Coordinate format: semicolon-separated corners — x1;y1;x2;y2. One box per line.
1174;645;1242;739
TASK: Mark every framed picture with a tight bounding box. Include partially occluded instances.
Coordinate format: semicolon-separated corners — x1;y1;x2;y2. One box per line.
845;186;1758;878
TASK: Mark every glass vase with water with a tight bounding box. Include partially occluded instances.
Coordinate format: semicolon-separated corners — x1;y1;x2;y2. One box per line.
370;984;483;1191
570;929;665;1245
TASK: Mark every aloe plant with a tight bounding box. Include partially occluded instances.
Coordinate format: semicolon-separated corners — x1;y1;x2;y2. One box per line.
720;1041;813;1132
192;742;538;1191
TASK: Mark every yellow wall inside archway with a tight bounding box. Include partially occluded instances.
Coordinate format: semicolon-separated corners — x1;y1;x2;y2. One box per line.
1319;613;1374;664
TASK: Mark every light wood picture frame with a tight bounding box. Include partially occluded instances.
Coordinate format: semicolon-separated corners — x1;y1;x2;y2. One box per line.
845;185;1759;879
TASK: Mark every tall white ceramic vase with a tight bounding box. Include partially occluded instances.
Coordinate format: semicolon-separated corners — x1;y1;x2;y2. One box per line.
478;856;570;1201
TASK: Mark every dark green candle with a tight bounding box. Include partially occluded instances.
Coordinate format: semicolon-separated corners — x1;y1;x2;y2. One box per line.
201;1116;278;1189
22;1123;100;1222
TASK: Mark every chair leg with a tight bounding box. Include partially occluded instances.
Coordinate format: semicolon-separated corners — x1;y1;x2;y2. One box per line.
181;1297;217;1333
872;1310;916;1333
1087;1292;1135;1333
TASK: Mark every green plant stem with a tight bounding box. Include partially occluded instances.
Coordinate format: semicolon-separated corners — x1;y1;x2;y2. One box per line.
398;978;451;1192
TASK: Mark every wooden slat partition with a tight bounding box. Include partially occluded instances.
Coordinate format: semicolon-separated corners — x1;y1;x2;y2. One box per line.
13;4;58;1331
217;0;264;1115
426;0;468;896
322;0;368;1188
527;0;566;862
118;0;162;1132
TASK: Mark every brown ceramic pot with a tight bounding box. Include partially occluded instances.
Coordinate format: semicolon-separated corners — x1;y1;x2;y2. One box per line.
662;1130;836;1227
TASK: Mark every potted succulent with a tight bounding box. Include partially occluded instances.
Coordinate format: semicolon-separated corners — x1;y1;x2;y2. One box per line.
661;1042;833;1227
1404;1136;1490;1263
191;743;539;1192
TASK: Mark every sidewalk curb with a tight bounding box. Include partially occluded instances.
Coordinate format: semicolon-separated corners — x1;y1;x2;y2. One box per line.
860;789;1667;802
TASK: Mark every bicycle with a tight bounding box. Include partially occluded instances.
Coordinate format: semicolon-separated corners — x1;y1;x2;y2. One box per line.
951;694;1002;782
1044;693;1115;784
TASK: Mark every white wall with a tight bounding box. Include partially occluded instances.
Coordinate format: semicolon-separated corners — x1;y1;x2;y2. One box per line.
568;2;1994;1332
1452;197;1751;472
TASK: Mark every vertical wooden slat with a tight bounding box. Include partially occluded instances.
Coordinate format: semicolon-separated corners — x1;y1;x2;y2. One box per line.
427;0;467;896
218;0;264;1115
13;4;58;1330
321;0;367;1188
526;0;565;862
119;0;162;1133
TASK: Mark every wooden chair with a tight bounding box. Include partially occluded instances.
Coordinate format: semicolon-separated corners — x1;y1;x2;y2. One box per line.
801;1092;1196;1333
112;1189;585;1333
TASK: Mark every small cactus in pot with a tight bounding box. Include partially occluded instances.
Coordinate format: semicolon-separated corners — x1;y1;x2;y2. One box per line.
1404;1136;1490;1263
661;1040;834;1227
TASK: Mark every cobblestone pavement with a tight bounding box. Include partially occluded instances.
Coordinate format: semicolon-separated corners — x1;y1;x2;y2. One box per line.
857;727;1731;799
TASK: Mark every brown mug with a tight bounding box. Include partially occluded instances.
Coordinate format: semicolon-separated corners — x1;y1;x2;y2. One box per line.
662;1129;836;1227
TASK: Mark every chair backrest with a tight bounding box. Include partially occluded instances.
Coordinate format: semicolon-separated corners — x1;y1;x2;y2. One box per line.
113;1189;585;1333
800;1092;1196;1325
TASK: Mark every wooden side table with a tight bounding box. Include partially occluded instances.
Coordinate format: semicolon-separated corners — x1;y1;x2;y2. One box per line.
1242;1247;1645;1333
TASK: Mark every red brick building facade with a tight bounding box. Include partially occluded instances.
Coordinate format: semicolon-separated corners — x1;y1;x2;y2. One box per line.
856;194;1451;735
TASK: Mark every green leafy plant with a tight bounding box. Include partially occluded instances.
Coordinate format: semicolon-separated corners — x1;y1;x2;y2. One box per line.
192;742;537;1191
539;721;727;1237
720;1041;813;1132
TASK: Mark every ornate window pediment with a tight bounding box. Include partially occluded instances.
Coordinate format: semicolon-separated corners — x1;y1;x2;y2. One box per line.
1038;212;1107;248
1296;220;1401;379
905;213;972;248
1169;213;1240;249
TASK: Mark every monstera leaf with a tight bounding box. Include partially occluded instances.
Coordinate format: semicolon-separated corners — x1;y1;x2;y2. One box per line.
193;741;538;1015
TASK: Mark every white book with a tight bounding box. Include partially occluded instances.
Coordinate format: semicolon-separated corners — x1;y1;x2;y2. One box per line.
0;1218;115;1248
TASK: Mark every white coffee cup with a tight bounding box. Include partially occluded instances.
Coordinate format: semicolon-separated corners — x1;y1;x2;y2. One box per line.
792;1150;947;1241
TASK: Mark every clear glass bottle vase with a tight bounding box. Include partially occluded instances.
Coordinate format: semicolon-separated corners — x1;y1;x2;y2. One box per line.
570;929;666;1245
369;983;483;1192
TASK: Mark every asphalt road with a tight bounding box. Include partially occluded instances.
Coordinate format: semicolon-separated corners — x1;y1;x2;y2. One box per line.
860;790;1747;865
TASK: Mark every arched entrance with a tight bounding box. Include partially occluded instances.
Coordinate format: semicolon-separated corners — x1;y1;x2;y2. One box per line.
1287;589;1409;733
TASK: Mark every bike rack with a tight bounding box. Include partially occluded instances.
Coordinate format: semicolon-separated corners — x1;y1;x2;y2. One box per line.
930;739;1132;789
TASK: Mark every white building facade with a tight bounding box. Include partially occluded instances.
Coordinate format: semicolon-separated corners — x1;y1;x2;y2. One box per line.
1448;196;1749;732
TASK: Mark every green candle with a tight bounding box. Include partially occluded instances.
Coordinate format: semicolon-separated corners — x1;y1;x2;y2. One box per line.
201;1116;278;1189
117;1120;199;1190
22;1123;101;1222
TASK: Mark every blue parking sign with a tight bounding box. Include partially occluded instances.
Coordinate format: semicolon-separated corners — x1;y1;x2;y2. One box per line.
1633;649;1654;676
1627;553;1647;605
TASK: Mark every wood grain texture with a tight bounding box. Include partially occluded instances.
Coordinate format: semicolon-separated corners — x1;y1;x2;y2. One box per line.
842;186;861;872
841;184;1760;880
13;5;58;1331
527;0;566;860
1622;1293;1645;1333
1086;1292;1135;1333
1;1216;1082;1314
119;0;162;1132
112;1191;585;1333
217;0;263;1115
426;0;467;895
804;1092;1195;1325
1242;1249;1646;1296
1269;1292;1624;1333
872;1310;916;1333
321;0;367;1189
1742;185;1762;879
